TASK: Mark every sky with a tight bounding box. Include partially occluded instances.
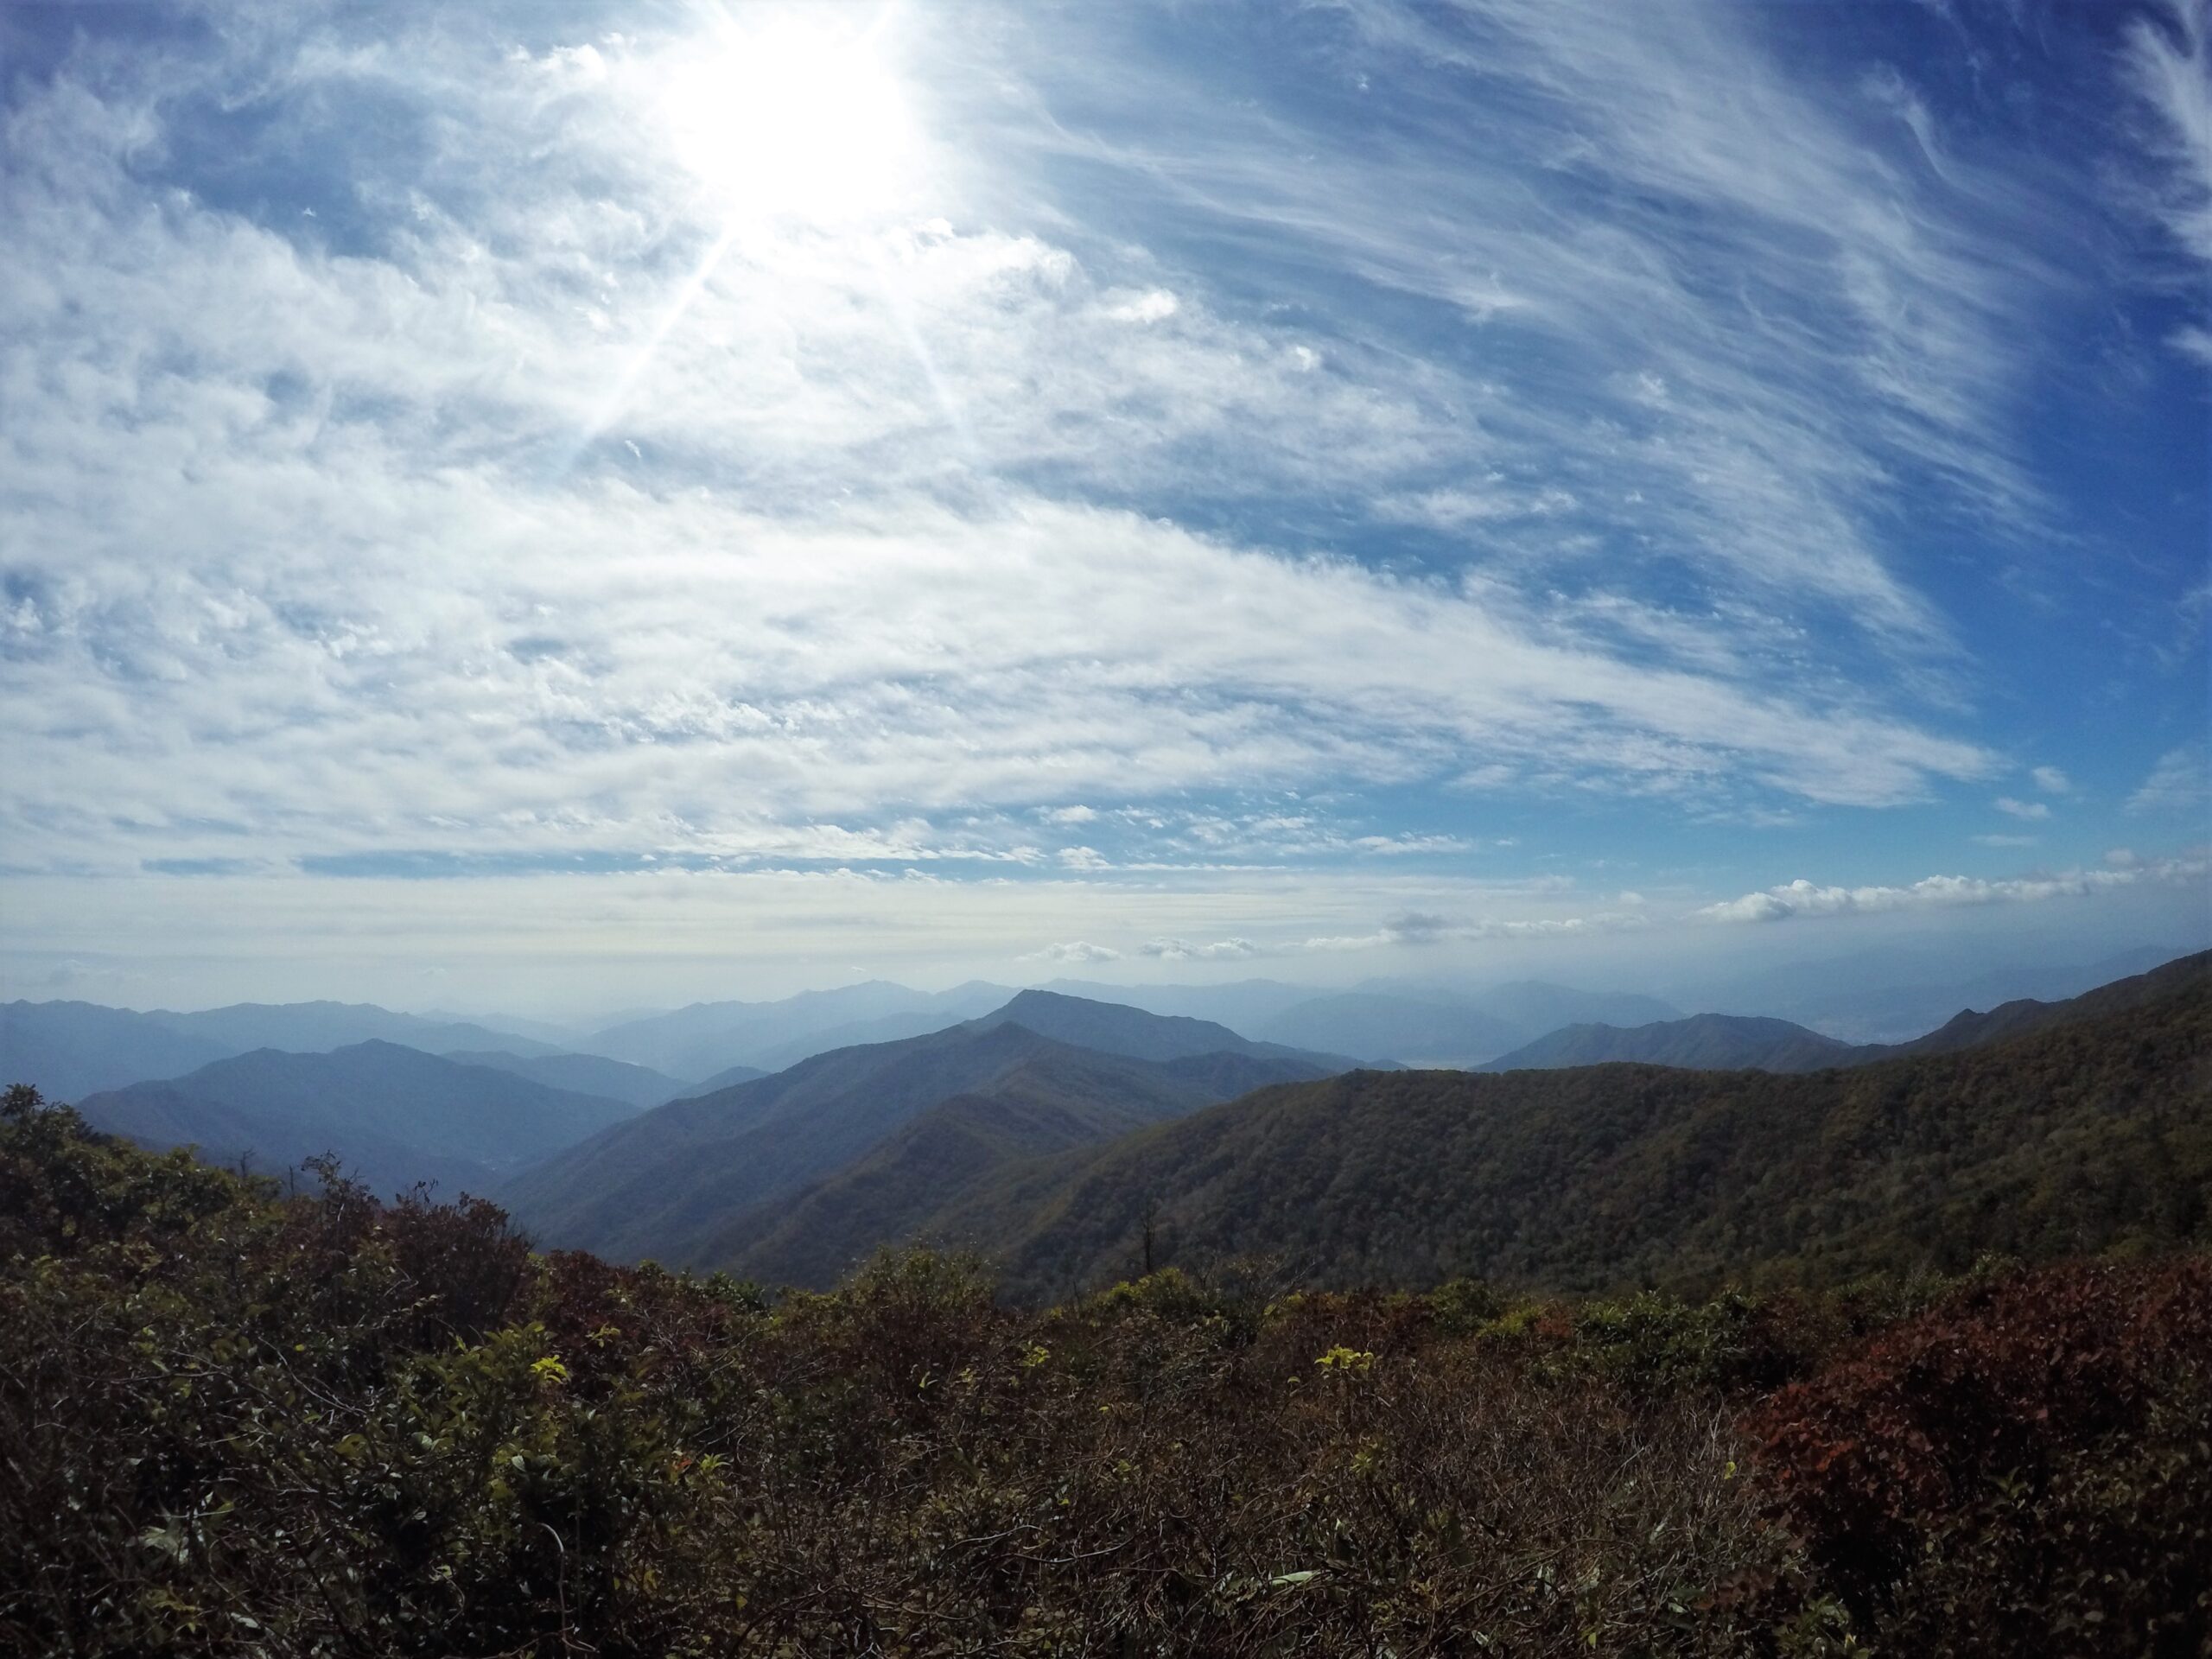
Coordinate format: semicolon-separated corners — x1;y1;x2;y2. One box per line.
1;0;2207;1017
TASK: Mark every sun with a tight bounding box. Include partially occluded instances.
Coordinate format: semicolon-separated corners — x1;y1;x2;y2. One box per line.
659;9;920;226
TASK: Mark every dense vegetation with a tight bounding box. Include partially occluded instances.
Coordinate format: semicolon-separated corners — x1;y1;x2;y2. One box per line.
5;1084;2209;1656
931;963;2210;1301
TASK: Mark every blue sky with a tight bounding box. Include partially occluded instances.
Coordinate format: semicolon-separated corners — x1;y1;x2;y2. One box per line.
0;0;2206;1013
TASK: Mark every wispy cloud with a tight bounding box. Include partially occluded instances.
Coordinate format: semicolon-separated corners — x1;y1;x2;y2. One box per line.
0;0;2197;997
2119;0;2212;360
2127;747;2211;814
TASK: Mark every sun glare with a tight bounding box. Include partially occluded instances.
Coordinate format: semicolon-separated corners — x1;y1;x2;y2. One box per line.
659;11;919;225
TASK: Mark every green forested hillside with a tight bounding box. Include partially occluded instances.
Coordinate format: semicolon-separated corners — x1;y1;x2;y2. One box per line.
503;1017;1332;1265
929;968;2211;1300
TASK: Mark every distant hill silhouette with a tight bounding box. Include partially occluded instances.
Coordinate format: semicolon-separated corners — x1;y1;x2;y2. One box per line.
1251;992;1521;1066
441;1049;692;1109
682;1061;771;1095
0;1001;235;1103
1478;952;2212;1075
925;953;2210;1300
143;1001;565;1058
967;989;1357;1067
76;1040;639;1198
501;994;1348;1266
1480;1013;1853;1072
579;982;1014;1080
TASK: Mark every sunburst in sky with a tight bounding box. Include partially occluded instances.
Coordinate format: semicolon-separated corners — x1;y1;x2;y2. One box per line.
0;0;2205;1012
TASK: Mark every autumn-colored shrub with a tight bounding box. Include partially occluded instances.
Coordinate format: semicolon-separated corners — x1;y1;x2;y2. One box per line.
1749;1257;2212;1648
3;1088;2204;1656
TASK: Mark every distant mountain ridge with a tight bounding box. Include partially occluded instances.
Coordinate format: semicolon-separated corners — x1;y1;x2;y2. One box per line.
0;1001;236;1103
501;992;1351;1267
1479;952;2212;1074
142;1001;567;1059
75;1040;642;1198
1481;1013;1855;1073
580;981;1015;1079
920;952;2212;1300
442;1049;693;1109
969;989;1361;1067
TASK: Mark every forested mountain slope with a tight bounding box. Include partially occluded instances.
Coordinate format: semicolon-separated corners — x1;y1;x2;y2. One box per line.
501;1007;1336;1266
695;1047;1324;1288
76;1040;640;1198
930;965;2211;1301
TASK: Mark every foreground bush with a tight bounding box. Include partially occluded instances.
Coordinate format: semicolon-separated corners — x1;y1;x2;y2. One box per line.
3;1085;2206;1656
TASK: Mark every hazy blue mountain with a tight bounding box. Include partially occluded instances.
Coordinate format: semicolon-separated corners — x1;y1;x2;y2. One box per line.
1475;951;2212;1074
1243;982;1682;1068
579;981;1012;1079
502;1000;1339;1266
1038;977;1321;1033
1480;1014;1853;1073
1688;944;2190;1044
76;1039;640;1198
441;1049;693;1109
421;1009;593;1048
967;989;1356;1067
143;1001;565;1059
1253;992;1519;1065
1;1001;235;1103
1874;950;2211;1058
1466;981;1681;1035
735;982;1021;1073
683;1061;771;1095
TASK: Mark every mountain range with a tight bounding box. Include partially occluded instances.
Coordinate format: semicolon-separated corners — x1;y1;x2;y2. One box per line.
1043;977;1681;1066
1478;955;2209;1073
0;998;565;1103
73;1040;644;1198
917;950;2212;1300
500;991;1352;1268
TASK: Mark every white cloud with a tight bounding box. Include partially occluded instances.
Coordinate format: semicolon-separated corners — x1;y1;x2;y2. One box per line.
2031;766;2071;794
1993;797;2050;820
2120;1;2212;349
2127;747;2211;814
1696;853;2209;924
1102;287;1179;323
0;0;2184;1000
1139;937;1263;961
1026;939;1123;963
1973;833;2037;848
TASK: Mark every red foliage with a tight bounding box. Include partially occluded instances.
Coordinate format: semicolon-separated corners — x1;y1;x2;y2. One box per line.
1748;1258;2212;1623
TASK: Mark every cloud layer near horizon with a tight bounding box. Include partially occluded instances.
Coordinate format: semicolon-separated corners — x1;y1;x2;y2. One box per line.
1;0;2204;995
